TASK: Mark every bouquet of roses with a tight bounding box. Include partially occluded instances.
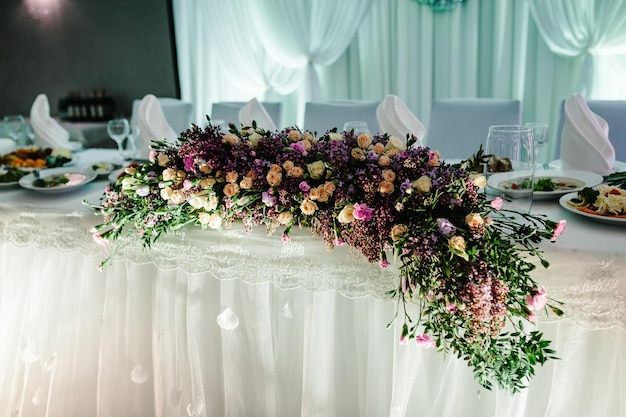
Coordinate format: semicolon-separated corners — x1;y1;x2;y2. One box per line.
87;120;565;392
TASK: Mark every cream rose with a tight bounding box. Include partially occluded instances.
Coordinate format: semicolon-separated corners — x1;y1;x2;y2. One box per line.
266;170;282;186
157;153;170;167
199;177;216;189
472;174;487;189
223;133;239;145
225;171;238;183
162;168;177;181
288;166;304;178
465;213;484;228
198;212;211;225
223;183;240;198
382;169;396;182
337;203;355;224
188;195;207;209
283;160;295;171
207;213;222;229
308;187;321;200
384;136;407;151
357;133;373;149
377;155;391;166
412;175;432;193
169;190;186;205
390;224;408;242
160;186;173;200
239;176;253;189
316;188;329;203
351;148;366;160
307;160;326;179
379;180;395;195
449;235;466;251
205;194;219;210
300;199;318;215
372;142;385;154
288;130;302;142
277;211;293;225
248;132;261;148
328;132;343;142
323;181;336;194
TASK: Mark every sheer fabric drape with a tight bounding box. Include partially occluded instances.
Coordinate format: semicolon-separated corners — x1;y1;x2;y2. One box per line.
528;0;626;98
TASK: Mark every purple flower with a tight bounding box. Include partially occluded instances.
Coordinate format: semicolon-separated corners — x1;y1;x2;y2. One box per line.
299;181;311;192
289;141;307;155
353;203;374;221
437;218;456;236
262;191;277;207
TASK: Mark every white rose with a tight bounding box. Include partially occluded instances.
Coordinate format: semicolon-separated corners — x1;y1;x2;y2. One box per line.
162;168;177;181
472;175;487;189
208;213;222;229
384;136;407;151
307;160;326;180
188;195;207;209
337;204;355;224
248;132;262;148
328;132;343;142
169;190;186;205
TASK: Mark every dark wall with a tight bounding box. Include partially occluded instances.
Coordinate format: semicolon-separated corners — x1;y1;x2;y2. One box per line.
0;0;178;119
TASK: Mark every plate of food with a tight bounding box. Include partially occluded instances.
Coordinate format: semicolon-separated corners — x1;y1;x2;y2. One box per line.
18;165;97;193
0;147;72;169
90;161;121;177
0;167;30;188
559;185;626;225
487;170;603;200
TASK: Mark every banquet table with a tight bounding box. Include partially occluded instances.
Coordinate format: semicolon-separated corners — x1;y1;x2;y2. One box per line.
0;149;625;417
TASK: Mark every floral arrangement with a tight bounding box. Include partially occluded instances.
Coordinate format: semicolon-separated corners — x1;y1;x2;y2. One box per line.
87;121;566;393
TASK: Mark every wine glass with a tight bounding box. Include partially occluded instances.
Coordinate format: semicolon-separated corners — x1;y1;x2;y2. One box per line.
3;115;26;146
524;122;549;169
343;121;370;135
123;125;141;160
485;125;535;213
107;118;130;161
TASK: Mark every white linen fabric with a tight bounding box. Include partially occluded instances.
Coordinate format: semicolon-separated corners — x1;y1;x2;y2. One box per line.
376;95;425;146
0;138;16;154
130;97;194;136
0;198;625;417
238;98;277;131
560;94;616;175
29;94;77;150
136;94;178;159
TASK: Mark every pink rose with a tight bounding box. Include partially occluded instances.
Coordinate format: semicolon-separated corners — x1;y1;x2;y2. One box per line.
415;333;436;348
490;197;503;210
525;286;547;311
445;302;456;313
551;220;567;241
353;203;374;222
528;312;538;323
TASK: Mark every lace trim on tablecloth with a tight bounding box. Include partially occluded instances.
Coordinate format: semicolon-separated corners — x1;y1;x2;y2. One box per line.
1;208;625;329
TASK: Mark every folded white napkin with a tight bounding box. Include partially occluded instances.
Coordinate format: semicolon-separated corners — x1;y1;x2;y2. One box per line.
376;95;425;146
30;94;76;150
560;94;615;175
0;138;16;155
238;98;277;131
137;94;178;158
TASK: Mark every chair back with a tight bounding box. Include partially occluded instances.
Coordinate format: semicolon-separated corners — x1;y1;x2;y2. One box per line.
211;101;283;129
425;98;522;160
555;99;626;161
303;100;380;135
130;97;193;135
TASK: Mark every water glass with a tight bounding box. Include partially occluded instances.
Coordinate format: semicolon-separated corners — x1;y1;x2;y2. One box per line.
107;118;130;161
524;122;549;168
343;121;370;135
3;115;26;146
485;125;535;213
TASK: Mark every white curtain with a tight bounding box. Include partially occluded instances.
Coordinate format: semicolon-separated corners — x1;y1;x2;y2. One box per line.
528;0;626;98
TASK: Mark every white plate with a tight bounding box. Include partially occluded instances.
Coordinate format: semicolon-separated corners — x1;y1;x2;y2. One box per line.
487;170;603;200
90;161;121;177
559;192;626;226
548;159;626;173
0;168;28;188
19;166;97;193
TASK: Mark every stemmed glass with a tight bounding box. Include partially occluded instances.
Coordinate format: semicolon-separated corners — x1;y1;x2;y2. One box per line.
3;115;26;146
343;121;370;135
107;118;130;161
524;122;549;169
485;125;535;213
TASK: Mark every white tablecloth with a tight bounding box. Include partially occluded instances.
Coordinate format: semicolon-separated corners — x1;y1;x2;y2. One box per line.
0;149;624;416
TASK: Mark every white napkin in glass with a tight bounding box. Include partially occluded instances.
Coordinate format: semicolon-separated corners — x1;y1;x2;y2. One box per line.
376;95;425;146
29;94;74;149
137;94;178;158
238;98;277;131
560;94;615;175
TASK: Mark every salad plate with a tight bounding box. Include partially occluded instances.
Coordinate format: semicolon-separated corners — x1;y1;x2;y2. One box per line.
0;167;29;188
19;165;97;193
559;190;626;226
487;170;603;200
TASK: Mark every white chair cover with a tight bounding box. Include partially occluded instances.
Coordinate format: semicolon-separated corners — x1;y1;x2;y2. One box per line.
560;94;615;175
376;95;425;146
238;98;277;131
211;101;283;129
425;98;522;160
130;97;193;136
136;94;178;159
303;100;380;135
29;94;78;150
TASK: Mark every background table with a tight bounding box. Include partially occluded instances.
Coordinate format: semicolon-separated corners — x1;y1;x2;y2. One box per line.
0;150;624;416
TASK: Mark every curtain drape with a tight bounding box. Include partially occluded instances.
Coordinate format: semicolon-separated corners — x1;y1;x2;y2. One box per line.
528;0;626;97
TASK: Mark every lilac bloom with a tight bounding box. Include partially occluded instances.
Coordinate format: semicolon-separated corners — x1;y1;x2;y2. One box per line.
437;218;456;236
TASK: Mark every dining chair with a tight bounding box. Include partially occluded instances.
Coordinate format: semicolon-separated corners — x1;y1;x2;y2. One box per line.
424;98;522;160
303;100;380;135
555;99;626;162
130;97;194;135
211;101;283;129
